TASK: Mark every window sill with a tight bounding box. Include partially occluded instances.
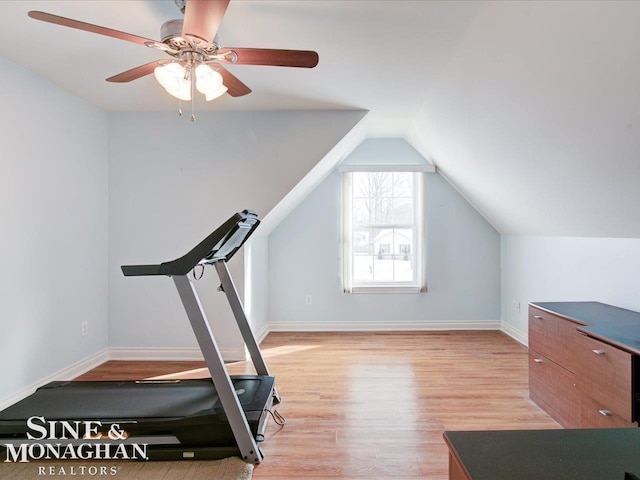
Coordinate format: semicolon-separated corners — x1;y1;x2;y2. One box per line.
349;286;422;294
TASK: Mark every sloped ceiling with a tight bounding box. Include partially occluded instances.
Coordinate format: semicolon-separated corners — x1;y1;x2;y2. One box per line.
1;1;639;237
412;1;640;237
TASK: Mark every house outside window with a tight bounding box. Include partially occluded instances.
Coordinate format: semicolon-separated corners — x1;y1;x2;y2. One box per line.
341;169;426;293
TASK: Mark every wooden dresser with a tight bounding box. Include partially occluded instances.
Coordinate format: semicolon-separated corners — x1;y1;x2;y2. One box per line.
529;301;640;428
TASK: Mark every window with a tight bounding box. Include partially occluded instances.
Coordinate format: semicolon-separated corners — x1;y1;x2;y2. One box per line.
342;170;426;293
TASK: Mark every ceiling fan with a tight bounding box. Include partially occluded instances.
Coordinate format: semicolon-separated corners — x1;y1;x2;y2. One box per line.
28;0;319;118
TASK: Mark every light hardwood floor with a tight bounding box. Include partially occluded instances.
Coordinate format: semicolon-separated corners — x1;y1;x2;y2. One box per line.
78;331;559;479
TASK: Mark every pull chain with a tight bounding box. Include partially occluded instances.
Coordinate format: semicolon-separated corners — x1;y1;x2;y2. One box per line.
191;71;196;122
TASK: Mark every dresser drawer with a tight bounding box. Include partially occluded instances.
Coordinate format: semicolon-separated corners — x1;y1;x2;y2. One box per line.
529;351;579;427
529;307;582;373
579;393;636;428
575;333;633;421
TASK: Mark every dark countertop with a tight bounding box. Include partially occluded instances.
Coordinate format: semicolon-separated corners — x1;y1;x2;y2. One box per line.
530;301;640;355
444;428;640;480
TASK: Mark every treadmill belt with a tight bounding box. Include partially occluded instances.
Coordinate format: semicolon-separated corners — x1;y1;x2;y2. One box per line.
0;376;271;421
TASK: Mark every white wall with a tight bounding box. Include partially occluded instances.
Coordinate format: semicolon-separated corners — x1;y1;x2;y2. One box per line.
244;236;269;342
501;235;640;344
268;140;500;329
107;110;365;356
0;56;108;402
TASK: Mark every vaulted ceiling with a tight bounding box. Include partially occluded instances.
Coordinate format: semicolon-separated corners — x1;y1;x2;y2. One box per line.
1;0;639;237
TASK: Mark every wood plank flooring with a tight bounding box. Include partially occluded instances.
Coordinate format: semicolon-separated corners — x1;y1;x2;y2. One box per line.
78;331;559;479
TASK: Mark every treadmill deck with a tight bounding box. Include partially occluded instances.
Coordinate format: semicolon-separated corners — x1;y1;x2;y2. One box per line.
0;375;275;451
0;376;272;421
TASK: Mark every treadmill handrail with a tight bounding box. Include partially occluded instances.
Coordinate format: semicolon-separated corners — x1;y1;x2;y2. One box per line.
121;210;259;277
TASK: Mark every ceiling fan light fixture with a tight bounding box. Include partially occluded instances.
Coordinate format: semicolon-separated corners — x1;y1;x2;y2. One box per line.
195;64;228;101
154;62;191;101
28;5;320;116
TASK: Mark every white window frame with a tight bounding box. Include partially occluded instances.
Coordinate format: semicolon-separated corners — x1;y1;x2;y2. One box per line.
340;165;429;294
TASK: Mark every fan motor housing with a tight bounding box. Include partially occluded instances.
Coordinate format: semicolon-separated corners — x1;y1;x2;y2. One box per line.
161;19;184;43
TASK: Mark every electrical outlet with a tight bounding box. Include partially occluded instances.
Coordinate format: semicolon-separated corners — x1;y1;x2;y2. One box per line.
305;294;312;305
512;301;520;312
81;321;88;337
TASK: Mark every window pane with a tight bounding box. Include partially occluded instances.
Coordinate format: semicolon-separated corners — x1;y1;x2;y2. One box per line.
388;197;413;224
353;230;372;255
352;172;374;198
377;172;393;198
375;197;392;224
394;255;414;281
353;172;415;226
394;229;414;261
373;255;394;282
393;172;414;197
373;228;391;256
353;172;393;200
353;198;371;225
353;255;373;282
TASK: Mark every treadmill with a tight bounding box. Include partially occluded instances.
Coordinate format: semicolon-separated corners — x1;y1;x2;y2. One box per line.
0;210;279;464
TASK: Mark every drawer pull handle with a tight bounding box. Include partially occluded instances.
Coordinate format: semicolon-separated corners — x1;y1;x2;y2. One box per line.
599;409;612;417
592;349;606;355
533;316;543;319
533;358;543;363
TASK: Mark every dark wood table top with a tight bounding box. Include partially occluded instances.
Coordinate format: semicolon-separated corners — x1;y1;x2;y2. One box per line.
531;301;640;355
444;428;640;480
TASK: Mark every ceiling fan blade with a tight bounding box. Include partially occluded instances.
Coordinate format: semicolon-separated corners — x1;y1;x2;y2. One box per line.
182;0;230;42
28;11;158;46
106;60;171;83
216;65;251;97
219;48;319;68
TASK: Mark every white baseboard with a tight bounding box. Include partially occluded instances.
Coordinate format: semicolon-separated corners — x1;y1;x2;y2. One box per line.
253;322;270;345
0;348;109;411
500;322;528;347
267;319;502;332
107;347;247;362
